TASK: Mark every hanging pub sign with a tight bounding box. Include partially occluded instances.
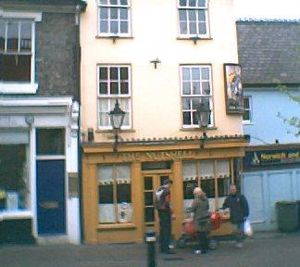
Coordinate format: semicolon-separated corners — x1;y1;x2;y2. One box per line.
224;63;244;114
244;148;300;170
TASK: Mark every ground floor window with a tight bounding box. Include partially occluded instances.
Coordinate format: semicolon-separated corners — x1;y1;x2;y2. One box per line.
98;163;132;224
0;145;30;211
182;159;231;211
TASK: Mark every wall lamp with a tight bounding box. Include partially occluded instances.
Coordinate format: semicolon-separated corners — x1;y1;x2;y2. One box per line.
108;100;126;152
196;99;211;149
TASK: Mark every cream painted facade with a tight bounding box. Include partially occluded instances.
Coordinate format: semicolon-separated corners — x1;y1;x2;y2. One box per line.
80;0;248;245
80;0;242;141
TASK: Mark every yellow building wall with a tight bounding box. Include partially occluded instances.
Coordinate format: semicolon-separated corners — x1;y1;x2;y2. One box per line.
80;0;242;142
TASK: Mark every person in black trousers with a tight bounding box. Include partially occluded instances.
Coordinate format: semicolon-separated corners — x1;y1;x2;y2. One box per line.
222;184;249;248
155;179;175;254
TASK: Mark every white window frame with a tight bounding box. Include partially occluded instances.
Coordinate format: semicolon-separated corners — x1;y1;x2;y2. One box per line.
177;0;210;38
242;96;252;124
180;64;214;128
0;11;41;94
97;64;132;130
97;0;131;37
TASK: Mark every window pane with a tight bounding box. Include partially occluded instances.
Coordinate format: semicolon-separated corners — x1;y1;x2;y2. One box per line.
110;67;118;79
201;179;214;198
0;21;5;51
110;82;119;94
20;22;31;51
201;68;209;79
120;67;128;79
182;68;190;80
192;82;200;94
110;0;118;4
202;82;210;95
179;0;187;6
180;22;188;34
99;184;113;204
99;82;108;94
0;145;29;211
36;129;65;155
182;98;191;109
243;111;250;121
120;8;128;19
218;178;230;197
144;177;153;190
120;82;128;94
100;8;109;19
198;10;206;21
100;67;108;79
110;21;118;33
182;82;191;95
190;0;197;7
198;22;207;34
117;184;131;203
183;112;191;125
110;8;118;19
198;0;206;7
2;55;31;82
100;21;108;32
244;98;250;108
120;21;128;33
188;10;196;21
183;180;197;199
145;207;154;222
120;0;128;5
179;10;187;20
189;22;197;34
192;68;200;80
7;22;18;51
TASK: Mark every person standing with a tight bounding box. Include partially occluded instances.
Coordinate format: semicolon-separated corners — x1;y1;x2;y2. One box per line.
155;179;175;254
222;184;249;248
188;187;210;255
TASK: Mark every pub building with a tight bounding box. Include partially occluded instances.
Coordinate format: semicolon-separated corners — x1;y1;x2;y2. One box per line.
82;134;249;244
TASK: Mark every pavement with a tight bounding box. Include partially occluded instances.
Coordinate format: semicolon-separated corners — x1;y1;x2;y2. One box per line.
1;231;300;267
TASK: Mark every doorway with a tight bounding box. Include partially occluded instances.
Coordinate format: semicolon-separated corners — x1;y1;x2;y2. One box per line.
143;172;172;233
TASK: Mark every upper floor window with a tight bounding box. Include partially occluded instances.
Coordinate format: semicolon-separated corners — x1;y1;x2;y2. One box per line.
98;0;131;36
0;19;33;82
97;65;131;129
178;0;209;37
180;65;213;128
243;96;252;123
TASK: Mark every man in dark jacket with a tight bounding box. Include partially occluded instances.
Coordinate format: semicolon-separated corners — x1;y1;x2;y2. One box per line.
222;184;249;248
155;179;175;254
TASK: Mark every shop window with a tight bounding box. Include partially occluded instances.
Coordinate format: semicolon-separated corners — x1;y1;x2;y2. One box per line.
36;129;65;156
182;159;231;210
98;164;132;224
0;145;30;211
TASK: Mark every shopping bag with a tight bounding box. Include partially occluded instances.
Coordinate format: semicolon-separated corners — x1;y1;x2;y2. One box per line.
243;219;253;237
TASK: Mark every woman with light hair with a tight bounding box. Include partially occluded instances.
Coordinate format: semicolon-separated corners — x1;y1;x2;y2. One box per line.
187;187;210;254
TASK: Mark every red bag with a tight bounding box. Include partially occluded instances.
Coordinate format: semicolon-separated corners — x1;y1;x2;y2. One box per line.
210;212;221;230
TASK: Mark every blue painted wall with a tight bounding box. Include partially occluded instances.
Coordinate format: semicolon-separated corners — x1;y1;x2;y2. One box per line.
243;88;300;145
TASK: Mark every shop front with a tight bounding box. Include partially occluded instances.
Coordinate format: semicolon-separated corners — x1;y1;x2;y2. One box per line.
0;97;80;244
82;135;249;244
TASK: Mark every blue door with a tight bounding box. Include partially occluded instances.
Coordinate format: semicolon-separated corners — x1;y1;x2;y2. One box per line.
37;160;66;235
